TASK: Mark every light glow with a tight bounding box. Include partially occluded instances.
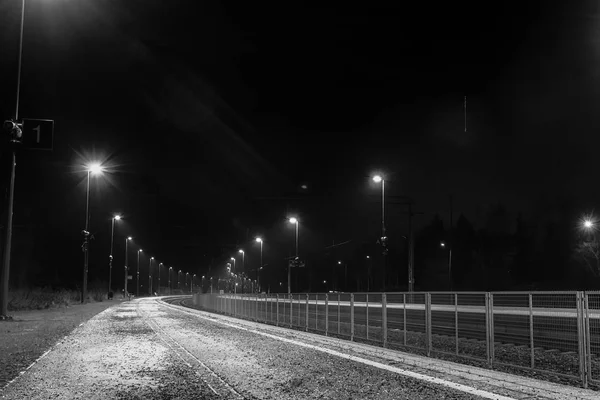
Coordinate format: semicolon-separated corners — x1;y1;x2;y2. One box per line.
87;163;104;175
372;175;383;183
289;217;298;224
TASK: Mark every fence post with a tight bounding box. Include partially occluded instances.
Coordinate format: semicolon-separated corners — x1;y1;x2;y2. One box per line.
585;292;592;388
366;293;369;341
338;294;341;335
576;291;589;388
382;293;388;348
454;293;459;355
276;294;279;326
529;293;534;369
489;293;495;367
290;293;293;328
315;294;319;330
305;294;309;332
425;293;431;357
403;293;407;346
325;293;329;336
485;292;494;368
350;293;355;341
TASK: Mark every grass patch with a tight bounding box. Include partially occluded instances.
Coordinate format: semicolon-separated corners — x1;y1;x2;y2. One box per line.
8;287;108;311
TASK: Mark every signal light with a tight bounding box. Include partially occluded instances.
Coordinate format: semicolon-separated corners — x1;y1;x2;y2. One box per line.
3;120;23;143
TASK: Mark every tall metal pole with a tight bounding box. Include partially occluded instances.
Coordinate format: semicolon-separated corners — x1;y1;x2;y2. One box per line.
168;268;171;295
408;203;414;293
82;171;90;303
148;258;153;295
381;179;387;291
448;195;453;291
259;241;263;292
124;238;129;297
1;0;26;318
108;218;115;295
136;250;140;297
158;263;162;295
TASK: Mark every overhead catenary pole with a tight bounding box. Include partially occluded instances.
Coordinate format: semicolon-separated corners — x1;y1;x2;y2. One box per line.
1;0;26;318
449;195;453;291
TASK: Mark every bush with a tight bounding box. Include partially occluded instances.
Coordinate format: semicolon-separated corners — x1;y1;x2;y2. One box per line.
8;287;79;311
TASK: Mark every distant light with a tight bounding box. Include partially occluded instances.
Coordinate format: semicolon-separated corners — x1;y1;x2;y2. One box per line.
366;255;370;259
201;275;204;279
289;217;298;224
440;242;445;247
301;184;308;190
238;249;244;254
114;215;121;221
255;237;263;243
127;236;132;240
372;175;383;183
231;257;235;261
584;220;593;229
139;249;143;252
150;257;154;260
87;163;104;175
338;261;342;264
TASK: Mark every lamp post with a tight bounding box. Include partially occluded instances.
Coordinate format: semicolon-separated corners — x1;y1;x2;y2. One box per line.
136;249;143;297
81;163;104;303
108;215;121;297
372;175;387;291
148;257;154;295
230;257;236;272
158;263;163;295
178;270;182;290
124;237;132;297
186;272;190;293
288;217;299;294
168;267;173;295
440;241;453;291
255;237;263;291
238;249;245;273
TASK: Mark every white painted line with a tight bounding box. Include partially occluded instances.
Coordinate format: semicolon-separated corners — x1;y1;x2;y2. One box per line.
160;301;516;400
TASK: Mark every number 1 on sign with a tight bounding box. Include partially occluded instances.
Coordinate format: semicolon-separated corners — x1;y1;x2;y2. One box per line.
33;125;41;143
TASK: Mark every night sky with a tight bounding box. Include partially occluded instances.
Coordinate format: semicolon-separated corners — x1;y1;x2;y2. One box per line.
0;0;598;289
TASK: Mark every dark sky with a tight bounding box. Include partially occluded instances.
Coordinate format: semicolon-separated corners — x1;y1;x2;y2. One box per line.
0;0;599;283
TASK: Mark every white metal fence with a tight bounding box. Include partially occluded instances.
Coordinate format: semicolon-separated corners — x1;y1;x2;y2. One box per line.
192;291;600;388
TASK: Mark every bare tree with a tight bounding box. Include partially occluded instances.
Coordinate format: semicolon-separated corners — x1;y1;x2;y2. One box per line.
573;236;600;276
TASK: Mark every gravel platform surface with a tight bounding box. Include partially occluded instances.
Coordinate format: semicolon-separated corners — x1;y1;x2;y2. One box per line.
1;297;490;399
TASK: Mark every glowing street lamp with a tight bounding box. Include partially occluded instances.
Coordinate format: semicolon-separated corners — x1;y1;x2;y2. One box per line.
158;262;163;295
584;220;593;229
372;174;387;291
148;257;154;296
108;214;121;297
255;237;263;292
288;217;299;294
136;249;143;297
81;162;105;303
230;257;236;271
124;237;132;298
238;249;245;272
168;266;173;295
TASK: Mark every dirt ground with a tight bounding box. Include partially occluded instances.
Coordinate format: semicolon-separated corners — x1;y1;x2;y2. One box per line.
0;299;123;388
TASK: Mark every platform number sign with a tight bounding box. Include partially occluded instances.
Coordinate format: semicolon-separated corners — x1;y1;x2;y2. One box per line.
22;118;54;150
